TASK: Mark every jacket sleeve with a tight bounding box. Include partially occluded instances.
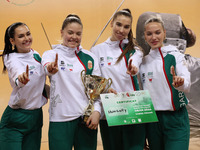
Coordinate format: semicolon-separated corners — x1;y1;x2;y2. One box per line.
42;50;56;76
4;55;26;88
128;47;143;75
175;52;191;92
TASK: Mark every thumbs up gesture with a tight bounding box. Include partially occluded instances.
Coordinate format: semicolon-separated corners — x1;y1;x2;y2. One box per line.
171;65;184;88
47;53;58;74
18;65;30;85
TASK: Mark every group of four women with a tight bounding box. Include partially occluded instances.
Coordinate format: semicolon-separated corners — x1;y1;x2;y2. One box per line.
0;8;191;150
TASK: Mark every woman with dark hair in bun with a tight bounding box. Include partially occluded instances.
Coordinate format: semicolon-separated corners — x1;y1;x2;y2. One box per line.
0;22;47;150
42;14;101;150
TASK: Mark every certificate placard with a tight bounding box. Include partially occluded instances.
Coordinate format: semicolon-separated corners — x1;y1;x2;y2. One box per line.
100;90;158;126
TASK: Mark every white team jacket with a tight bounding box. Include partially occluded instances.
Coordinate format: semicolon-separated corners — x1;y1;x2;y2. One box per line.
91;38;143;119
140;45;191;111
91;38;143;92
42;44;101;122
4;50;47;110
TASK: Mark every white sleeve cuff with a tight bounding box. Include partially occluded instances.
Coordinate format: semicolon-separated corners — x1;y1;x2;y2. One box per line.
15;78;25;88
44;63;53;76
175;78;191;93
93;99;102;114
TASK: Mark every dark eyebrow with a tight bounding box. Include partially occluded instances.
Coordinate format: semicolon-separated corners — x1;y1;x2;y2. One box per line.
18;33;25;37
124;24;130;27
17;31;31;37
116;22;122;24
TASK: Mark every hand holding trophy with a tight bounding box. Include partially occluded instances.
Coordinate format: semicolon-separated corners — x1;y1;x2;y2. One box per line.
81;70;112;124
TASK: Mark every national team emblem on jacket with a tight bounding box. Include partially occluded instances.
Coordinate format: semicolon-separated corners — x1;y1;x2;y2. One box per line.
67;64;73;71
107;56;113;66
147;72;153;82
88;60;93;70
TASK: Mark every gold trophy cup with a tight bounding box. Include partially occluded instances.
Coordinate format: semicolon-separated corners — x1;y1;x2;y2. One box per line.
81;70;112;123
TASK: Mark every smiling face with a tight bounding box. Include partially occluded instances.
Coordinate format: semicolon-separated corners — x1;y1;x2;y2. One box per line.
10;25;32;53
110;15;131;41
61;22;82;48
144;22;166;50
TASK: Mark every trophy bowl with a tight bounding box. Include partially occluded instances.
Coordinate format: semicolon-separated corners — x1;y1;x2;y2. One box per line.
81;70;112;123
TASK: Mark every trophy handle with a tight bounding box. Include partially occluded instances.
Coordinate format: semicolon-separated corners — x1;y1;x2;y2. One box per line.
81;70;90;100
103;78;112;93
81;70;87;89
